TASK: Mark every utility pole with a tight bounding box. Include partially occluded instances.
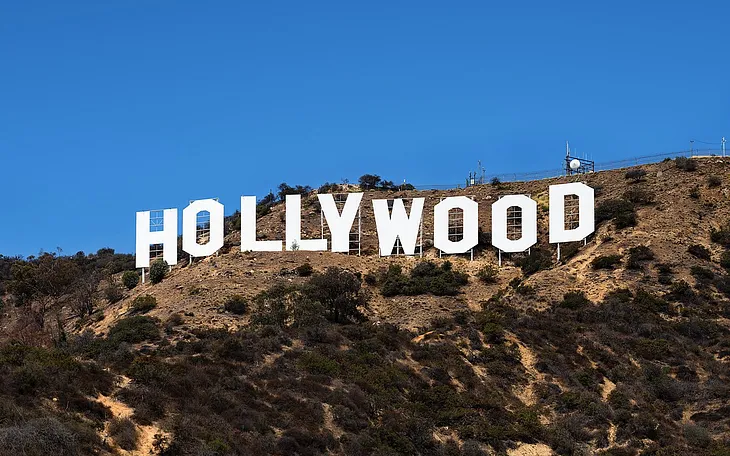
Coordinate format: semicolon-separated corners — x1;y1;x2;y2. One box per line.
723;137;726;157
690;140;694;156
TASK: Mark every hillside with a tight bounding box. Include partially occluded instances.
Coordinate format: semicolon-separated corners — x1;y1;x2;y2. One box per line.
1;156;730;455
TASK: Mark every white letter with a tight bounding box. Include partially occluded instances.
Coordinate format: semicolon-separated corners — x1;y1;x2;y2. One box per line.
549;183;595;243
240;196;282;251
372;198;425;256
135;209;178;268
182;199;224;258
491;195;537;253
286;194;327;251
318;193;363;252
433;196;479;254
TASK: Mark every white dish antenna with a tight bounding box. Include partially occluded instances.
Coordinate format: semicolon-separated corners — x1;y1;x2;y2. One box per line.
569;159;581;170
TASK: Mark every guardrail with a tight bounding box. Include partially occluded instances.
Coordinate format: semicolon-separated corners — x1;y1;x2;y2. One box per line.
413;148;724;190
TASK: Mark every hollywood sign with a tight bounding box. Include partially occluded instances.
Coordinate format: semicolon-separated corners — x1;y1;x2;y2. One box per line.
135;182;594;268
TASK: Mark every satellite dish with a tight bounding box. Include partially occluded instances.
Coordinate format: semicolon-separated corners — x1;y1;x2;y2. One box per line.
569;159;581;170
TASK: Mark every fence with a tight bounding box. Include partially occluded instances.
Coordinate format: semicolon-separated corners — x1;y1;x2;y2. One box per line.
413;148;725;190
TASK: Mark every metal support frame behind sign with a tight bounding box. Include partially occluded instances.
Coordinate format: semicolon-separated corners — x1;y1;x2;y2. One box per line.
438;195;475;261
319;193;362;255
386;198;423;257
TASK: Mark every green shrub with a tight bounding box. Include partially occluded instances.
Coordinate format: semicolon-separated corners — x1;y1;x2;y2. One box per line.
627;245;654;269
318;182;340;193
476;264;498;284
131;295;157;314
623;187;655;205
515;249;552;275
690;266;714;282
105;283;124;303
109;417;138;450
687;244;711;260
707;175;722;188
710;225;730;247
614;211;638;229
595;199;637;228
363;272;377;285
224;295;248;315
122;271;140;290
107;316;160;344
304;267;367;323
720;251;730;270
295;263;314;277
381;261;468;297
592;255;623;270
689;185;701;199
0;418;83;456
558;242;582;262
624;168;647;181
675;156;697;171
149;260;167;284
559;291;592;310
297;351;340;376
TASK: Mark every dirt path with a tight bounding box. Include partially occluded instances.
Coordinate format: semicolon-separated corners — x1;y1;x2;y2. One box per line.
97;375;168;456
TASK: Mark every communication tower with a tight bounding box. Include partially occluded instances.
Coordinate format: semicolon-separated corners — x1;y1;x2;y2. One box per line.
564;141;594;175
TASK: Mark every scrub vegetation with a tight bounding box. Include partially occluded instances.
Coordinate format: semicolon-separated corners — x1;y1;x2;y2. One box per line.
1;159;730;454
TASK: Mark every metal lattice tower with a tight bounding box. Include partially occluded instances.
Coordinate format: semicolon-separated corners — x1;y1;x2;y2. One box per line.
320;193;362;255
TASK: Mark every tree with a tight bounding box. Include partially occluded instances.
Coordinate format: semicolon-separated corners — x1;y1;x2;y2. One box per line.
358;174;382;190
277;183;312;202
149;260;167;284
8;253;79;328
303;267;366;323
73;271;100;317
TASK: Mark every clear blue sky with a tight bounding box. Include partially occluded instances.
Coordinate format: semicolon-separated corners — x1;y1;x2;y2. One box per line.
2;1;728;257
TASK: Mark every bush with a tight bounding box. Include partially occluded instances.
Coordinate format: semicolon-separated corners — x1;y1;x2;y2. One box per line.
687;244;711;261
0;417;81;456
690;266;714;282
720;251;730;271
592;255;623;269
107;316;160;344
595;199;636;228
277;183;313;201
515;249;552;275
707;175;722;188
295;263;314;277
363;272;377;285
105;283;124;303
614;211;638;229
675;157;697;171
627;245;654;269
689;185;701;199
623;187;655;205
131;295;157;314
304;267;367;323
711;225;730;247
559;291;592;310
122;271;140;290
491;177;502;186
224;295;248;315
624;169;647;181
358;174;382;190
149;260;167;284
109;417;138;450
318;182;340;193
381;261;469;297
476;264;498;284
